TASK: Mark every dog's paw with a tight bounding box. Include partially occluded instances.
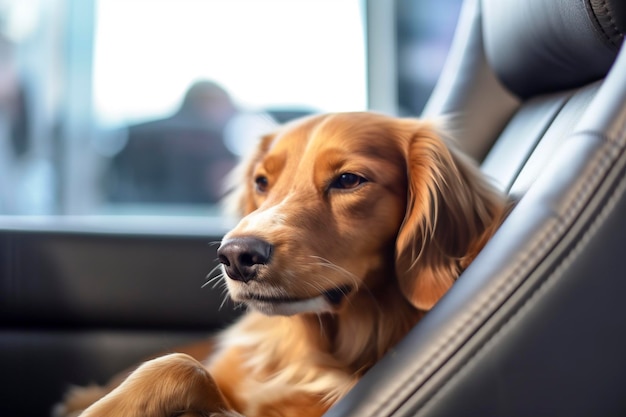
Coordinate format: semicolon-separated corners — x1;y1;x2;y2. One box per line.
52;385;109;417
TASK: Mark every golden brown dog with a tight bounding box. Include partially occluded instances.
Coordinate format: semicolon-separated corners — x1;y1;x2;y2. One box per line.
56;112;507;417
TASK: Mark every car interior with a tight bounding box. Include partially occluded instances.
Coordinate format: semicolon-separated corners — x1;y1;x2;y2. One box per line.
2;0;626;416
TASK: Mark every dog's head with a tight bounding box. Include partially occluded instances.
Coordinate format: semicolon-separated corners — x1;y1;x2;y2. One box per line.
218;112;505;315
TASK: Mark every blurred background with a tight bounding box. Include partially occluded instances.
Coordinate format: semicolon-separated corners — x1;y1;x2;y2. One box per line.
0;0;461;219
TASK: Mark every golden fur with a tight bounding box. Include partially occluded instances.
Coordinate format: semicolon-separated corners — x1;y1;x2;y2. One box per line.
56;112;507;417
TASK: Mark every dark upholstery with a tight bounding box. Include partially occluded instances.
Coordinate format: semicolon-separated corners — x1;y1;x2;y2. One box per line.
0;230;239;417
327;0;626;416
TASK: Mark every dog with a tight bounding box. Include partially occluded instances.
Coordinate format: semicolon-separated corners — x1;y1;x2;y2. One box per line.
56;112;508;417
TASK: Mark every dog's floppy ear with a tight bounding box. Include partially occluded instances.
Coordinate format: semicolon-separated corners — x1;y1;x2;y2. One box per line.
222;132;276;217
395;121;506;311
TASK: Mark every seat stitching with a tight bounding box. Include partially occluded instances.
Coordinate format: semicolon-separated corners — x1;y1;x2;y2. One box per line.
589;0;624;48
370;117;626;416
413;136;626;415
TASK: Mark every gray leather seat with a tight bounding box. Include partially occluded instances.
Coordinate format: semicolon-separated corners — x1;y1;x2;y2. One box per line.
327;0;626;416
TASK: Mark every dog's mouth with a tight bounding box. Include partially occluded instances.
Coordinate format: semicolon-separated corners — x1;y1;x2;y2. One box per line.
239;284;353;315
245;285;353;305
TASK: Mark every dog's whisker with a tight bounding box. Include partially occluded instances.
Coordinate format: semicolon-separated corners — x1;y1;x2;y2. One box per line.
209;276;228;292
309;259;359;286
204;263;223;280
202;265;226;289
212;277;228;290
207;273;226;288
204;263;224;280
303;258;366;312
218;288;233;311
310;257;384;313
300;280;330;297
308;256;360;285
201;278;217;289
220;286;229;297
316;313;326;339
307;265;357;294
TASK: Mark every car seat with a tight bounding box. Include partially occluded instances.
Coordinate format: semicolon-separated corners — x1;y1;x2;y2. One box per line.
327;0;626;416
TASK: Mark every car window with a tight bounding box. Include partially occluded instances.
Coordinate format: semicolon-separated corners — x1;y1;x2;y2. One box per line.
0;0;366;217
0;0;461;222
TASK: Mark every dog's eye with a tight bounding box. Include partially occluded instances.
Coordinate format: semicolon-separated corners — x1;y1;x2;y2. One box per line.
330;173;368;190
255;175;269;193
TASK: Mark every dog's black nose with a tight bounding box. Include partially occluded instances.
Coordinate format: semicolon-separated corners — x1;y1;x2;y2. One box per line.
217;237;272;283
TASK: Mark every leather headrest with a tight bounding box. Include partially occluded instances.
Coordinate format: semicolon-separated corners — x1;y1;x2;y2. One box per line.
483;0;625;98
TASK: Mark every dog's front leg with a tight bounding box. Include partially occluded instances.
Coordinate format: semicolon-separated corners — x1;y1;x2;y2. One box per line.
79;353;235;417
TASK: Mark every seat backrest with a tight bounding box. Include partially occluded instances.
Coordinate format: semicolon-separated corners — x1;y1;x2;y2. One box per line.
327;0;626;416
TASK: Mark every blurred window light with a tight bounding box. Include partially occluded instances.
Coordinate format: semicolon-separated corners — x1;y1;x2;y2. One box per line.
93;0;367;127
0;0;462;220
